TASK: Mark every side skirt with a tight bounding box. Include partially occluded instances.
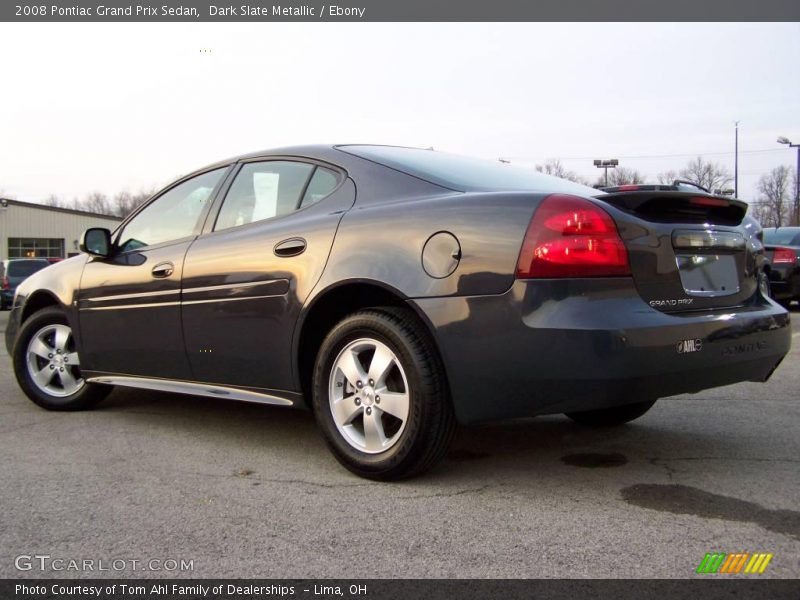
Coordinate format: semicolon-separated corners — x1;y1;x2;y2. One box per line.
84;374;297;407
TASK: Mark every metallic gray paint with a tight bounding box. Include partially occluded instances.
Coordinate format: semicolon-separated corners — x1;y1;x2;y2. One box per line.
5;144;793;425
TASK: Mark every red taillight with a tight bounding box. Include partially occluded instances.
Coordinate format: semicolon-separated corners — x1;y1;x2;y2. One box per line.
516;194;630;278
773;247;797;264
1;276;8;290
617;184;641;191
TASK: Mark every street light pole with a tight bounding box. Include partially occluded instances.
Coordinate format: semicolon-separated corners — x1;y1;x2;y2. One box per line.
777;136;800;226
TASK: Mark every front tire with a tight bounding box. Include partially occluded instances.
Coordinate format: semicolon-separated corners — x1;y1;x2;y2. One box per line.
565;399;657;427
12;307;111;411
312;307;455;480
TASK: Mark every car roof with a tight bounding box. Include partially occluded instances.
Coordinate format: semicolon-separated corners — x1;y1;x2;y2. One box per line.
195;144;344;172
5;258;50;262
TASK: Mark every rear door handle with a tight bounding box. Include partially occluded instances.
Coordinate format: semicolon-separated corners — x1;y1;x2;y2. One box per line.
274;238;307;257
151;262;174;278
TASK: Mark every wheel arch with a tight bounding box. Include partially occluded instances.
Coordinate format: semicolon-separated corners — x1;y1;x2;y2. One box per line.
293;279;448;406
21;290;63;323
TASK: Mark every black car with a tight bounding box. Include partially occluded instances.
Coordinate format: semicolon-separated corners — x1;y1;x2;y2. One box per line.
5;145;792;480
763;226;800;307
1;259;50;310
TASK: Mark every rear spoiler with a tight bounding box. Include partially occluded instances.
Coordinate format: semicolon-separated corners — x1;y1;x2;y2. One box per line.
594;191;748;227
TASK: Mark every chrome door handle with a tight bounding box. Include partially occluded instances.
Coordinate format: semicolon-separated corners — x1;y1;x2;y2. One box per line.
151;262;174;278
274;238;307;257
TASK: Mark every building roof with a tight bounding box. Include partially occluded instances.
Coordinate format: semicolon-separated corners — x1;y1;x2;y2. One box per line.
0;198;122;221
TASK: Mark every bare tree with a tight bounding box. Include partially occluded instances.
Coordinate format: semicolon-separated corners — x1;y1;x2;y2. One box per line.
82;192;113;215
113;189;153;218
20;187;155;216
656;170;679;185
535;159;570;178
679;156;732;193
752;166;793;228
535;159;590;185
43;194;66;208
595;167;646;187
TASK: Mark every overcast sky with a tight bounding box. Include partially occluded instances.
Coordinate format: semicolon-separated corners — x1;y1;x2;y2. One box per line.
1;23;798;203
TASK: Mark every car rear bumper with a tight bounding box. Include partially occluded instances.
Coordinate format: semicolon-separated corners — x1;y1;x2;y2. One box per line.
412;278;792;424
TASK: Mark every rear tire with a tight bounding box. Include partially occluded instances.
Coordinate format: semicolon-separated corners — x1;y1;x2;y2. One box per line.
12;307;111;411
312;307;455;480
565;399;657;427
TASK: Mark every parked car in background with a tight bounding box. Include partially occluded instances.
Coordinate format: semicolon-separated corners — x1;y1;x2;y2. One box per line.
3;145;793;480
1;259;51;310
763;226;800;307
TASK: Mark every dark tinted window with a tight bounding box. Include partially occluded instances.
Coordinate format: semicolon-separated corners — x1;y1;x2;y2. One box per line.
215;161;314;231
7;260;49;277
119;168;225;252
301;167;340;208
763;228;800;246
339;145;601;195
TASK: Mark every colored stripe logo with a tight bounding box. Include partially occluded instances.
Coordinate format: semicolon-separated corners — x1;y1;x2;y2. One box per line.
696;552;773;574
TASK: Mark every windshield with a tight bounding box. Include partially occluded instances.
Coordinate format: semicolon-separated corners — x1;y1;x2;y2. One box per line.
763;228;800;246
7;260;49;277
339;145;602;196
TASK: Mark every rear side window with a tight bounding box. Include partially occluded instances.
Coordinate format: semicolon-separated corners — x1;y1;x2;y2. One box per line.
7;260;49;277
764;229;800;246
215;161;324;231
301;167;340;208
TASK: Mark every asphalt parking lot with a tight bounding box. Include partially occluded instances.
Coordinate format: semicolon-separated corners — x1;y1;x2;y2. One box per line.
0;307;798;579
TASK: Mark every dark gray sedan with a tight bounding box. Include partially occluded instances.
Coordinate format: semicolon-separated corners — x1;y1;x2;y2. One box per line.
5;145;792;479
764;226;800;307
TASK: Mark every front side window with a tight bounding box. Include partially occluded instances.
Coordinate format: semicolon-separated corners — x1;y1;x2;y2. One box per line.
118;168;225;252
214;161;316;231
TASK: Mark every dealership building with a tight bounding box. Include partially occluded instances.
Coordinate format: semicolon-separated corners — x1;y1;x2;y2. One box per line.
0;199;122;261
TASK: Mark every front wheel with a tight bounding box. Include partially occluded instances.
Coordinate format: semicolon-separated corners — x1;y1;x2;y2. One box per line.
565;399;657;427
12;307;111;411
312;307;455;480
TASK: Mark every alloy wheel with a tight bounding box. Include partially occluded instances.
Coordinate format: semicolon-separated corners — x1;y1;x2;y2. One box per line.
328;337;410;454
25;324;85;397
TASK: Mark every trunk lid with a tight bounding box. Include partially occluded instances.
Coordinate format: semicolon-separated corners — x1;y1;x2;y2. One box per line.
594;191;761;313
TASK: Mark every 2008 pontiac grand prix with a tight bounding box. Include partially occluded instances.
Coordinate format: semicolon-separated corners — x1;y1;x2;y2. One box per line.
5;145;791;479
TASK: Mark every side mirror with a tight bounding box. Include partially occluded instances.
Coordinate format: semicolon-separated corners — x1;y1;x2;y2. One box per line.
80;228;112;257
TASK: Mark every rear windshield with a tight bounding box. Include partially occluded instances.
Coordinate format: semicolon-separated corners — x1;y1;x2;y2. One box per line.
338;145;602;196
7;260;49;277
763;229;800;246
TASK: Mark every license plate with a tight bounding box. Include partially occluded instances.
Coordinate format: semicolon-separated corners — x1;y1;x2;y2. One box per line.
675;254;740;297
